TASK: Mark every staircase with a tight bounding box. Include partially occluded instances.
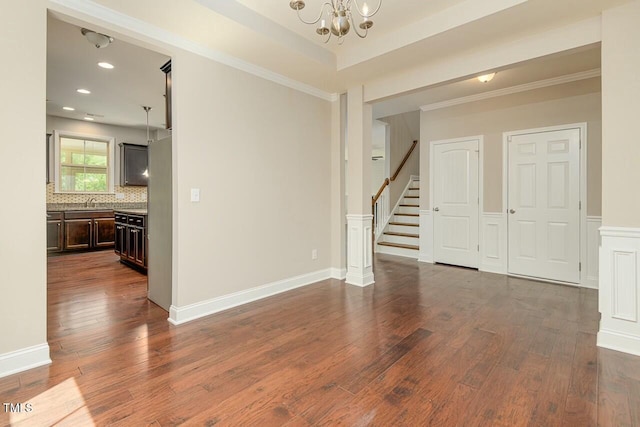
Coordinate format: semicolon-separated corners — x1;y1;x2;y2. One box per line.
376;177;420;259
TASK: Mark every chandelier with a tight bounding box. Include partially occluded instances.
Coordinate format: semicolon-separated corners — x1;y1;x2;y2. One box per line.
289;0;383;43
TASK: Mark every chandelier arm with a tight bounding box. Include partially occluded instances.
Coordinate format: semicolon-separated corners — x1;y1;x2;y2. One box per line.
350;0;382;17
322;31;332;44
295;2;334;25
350;14;369;38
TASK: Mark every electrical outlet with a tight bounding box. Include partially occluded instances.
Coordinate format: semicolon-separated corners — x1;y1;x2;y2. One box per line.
311;249;318;260
115;193;125;200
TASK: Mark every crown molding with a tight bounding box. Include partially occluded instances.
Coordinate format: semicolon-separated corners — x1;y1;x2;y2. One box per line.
48;0;335;102
420;68;601;112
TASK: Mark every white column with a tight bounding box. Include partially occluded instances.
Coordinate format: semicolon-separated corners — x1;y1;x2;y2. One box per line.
345;86;374;287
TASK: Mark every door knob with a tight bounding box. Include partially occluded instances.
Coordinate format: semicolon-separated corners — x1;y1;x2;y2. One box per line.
434;207;440;212
509;209;516;214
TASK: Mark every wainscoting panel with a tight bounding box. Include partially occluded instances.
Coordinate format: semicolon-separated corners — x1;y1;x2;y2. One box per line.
480;213;507;274
598;226;640;356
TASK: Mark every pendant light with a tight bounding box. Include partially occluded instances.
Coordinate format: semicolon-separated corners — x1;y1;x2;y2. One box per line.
142;106;152;178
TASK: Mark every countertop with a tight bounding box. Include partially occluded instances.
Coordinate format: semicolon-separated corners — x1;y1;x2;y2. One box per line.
115;209;148;215
47;203;147;213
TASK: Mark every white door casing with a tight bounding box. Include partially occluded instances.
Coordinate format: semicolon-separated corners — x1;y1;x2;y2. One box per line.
507;128;581;283
432;138;480;268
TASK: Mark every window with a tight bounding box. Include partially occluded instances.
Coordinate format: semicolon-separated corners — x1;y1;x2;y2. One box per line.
53;131;115;193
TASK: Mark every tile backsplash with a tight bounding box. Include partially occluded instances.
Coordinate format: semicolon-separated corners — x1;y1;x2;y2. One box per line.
46;183;147;204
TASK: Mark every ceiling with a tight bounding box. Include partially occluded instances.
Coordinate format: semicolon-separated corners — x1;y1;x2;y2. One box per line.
46;16;169;129
47;0;625;129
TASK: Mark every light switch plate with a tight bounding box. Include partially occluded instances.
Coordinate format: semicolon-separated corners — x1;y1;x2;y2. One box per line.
115;193;125;200
190;188;200;202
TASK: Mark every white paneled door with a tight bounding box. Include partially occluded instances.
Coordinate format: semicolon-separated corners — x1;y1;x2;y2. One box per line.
508;128;580;283
433;139;479;268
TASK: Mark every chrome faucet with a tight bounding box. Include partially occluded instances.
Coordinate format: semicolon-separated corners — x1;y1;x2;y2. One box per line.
85;197;97;208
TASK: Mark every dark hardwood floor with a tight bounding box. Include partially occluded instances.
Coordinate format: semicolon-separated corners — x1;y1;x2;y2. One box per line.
2;251;640;426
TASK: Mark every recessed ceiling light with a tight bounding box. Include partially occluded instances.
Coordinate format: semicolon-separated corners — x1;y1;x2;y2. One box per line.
63;106;75;111
98;62;114;69
84;117;94;121
77;89;91;94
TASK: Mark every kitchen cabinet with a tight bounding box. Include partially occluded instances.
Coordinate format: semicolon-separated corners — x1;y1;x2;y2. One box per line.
120;143;148;186
115;212;147;271
46;211;64;252
61;210;115;251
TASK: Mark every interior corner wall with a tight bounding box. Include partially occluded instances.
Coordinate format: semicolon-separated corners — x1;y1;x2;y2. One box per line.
420;78;602;215
330;97;346;272
171;50;332;307
0;0;48;355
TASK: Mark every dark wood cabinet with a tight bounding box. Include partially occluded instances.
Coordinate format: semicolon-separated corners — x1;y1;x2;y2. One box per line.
46;212;63;252
64;219;92;250
48;210;115;253
114;216;126;256
120;143;148;186
94;218;116;247
115;212;147;271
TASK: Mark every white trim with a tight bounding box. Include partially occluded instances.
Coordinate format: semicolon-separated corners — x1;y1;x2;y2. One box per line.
48;0;336;102
0;344;51;379
168;269;333;325
53;129;116;194
480;213;507;274
420;69;600;112
418;209;434;263
598;226;640;356
330;268;347;280
598;330;640;357
587;216;602;289
600;226;640;238
502;123;588;287
428;135;483;268
346;214;375;287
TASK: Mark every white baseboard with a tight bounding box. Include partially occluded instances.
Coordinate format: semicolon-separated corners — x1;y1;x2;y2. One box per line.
169;269;333;325
598;226;640;356
598;329;640;357
330;268;347;280
0;343;51;379
480;213;507;274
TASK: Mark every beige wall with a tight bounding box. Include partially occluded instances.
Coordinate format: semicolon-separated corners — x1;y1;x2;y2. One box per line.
172;50;332;307
601;1;640;228
380;111;420;208
0;0;47;355
420;78;602;215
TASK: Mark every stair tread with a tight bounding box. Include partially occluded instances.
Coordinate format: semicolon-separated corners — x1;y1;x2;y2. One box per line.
395;213;419;217
378;242;419;250
404;196;419;198
389;222;419;227
384;232;419;238
399;204;419;207
409;188;420;190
